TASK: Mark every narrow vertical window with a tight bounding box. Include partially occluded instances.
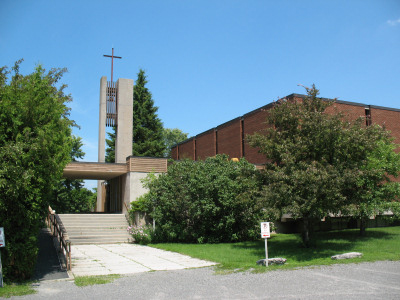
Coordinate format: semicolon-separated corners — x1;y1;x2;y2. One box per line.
241;118;245;158
365;107;372;126
193;138;197;161
215;130;218;155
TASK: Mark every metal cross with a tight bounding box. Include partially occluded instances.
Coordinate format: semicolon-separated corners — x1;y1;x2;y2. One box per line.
103;48;122;83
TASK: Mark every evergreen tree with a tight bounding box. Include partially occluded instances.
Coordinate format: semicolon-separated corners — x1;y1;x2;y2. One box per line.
105;127;116;163
132;69;165;157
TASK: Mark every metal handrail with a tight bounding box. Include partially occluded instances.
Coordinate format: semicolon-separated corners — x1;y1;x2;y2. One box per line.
46;206;71;270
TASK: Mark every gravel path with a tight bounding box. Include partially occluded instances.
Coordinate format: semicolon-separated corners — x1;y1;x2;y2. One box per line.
16;260;400;299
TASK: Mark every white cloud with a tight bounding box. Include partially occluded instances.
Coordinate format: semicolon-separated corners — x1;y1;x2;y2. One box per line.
387;18;400;26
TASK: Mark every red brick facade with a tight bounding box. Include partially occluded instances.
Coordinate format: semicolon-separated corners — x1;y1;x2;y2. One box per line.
217;118;242;160
371;107;400;145
177;137;195;160
195;129;216;160
172;94;400;164
243;107;270;164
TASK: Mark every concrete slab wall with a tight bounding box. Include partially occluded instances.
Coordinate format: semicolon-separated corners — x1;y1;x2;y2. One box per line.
129;172;150;203
98;76;107;163
97;76;107;210
96;77;134;212
115;78;134;163
121;172;130;215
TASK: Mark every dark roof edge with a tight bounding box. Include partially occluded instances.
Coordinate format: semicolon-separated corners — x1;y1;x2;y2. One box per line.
243;102;275;118
174;136;195;147
173;93;400;149
287;93;400;111
370;105;400;112
196;128;216;138
217;116;242;129
287;93;365;107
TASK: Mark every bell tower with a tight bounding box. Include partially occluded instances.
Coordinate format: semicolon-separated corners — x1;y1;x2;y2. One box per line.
97;76;133;210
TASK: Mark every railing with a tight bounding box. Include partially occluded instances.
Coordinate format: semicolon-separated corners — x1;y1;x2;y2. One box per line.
46;206;71;271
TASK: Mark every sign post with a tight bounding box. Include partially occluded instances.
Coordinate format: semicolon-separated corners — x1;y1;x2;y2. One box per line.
0;227;5;288
260;222;270;267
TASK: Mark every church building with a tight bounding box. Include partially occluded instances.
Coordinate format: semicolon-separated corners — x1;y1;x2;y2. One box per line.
171;93;400;166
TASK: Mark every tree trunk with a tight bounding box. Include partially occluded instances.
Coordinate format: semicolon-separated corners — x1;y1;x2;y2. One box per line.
359;217;367;236
302;217;311;247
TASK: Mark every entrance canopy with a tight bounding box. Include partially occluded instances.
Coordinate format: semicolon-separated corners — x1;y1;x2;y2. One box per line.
63;162;127;180
63;157;168;180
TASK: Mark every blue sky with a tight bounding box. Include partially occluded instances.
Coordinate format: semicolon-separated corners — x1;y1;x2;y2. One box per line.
1;0;399;189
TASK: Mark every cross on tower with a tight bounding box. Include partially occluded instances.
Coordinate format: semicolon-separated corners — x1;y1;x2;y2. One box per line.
103;48;122;83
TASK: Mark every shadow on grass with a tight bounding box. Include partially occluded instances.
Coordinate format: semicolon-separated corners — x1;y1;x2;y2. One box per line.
232;228;396;262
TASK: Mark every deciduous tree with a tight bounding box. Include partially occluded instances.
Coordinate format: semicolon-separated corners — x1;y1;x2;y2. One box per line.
162;128;188;158
0;61;74;280
248;85;400;245
51;135;96;213
342;129;400;235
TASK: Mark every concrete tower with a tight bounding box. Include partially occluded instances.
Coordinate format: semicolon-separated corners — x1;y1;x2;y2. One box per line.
97;76;133;210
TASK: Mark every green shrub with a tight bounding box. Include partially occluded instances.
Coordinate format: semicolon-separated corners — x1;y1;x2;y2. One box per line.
127;224;153;245
141;155;265;243
0;62;73;281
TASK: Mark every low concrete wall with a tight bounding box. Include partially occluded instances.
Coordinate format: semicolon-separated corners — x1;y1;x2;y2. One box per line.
129;172;149;203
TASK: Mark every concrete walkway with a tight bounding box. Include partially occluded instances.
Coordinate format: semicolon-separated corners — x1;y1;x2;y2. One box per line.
70;244;217;277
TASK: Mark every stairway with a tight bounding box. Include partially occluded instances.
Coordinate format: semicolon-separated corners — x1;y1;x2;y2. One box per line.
58;214;132;245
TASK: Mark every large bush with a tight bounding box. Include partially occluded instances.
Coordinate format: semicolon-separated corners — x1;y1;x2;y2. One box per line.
0;61;73;280
51;136;96;213
137;155;265;243
248;85;400;246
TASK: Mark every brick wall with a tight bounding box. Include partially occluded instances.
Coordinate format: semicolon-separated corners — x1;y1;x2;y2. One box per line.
243;107;269;164
171;146;178;160
371;107;400;145
326;101;366;121
217;118;242;159
196;129;216;160
177;138;195;160
171;94;400;164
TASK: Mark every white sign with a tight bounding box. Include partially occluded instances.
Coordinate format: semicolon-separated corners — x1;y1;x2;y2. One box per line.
261;222;270;238
0;228;5;247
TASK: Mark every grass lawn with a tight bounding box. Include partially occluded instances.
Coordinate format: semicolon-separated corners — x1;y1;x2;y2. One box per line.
74;274;120;287
150;226;400;273
0;282;36;298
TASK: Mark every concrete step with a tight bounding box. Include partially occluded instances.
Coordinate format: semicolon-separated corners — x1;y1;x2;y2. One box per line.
70;240;133;245
59;214;126;217
60;222;128;226
66;231;131;236
61;218;127;221
70;240;132;245
70;235;131;240
62;226;128;230
59;214;127;220
58;214;132;245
